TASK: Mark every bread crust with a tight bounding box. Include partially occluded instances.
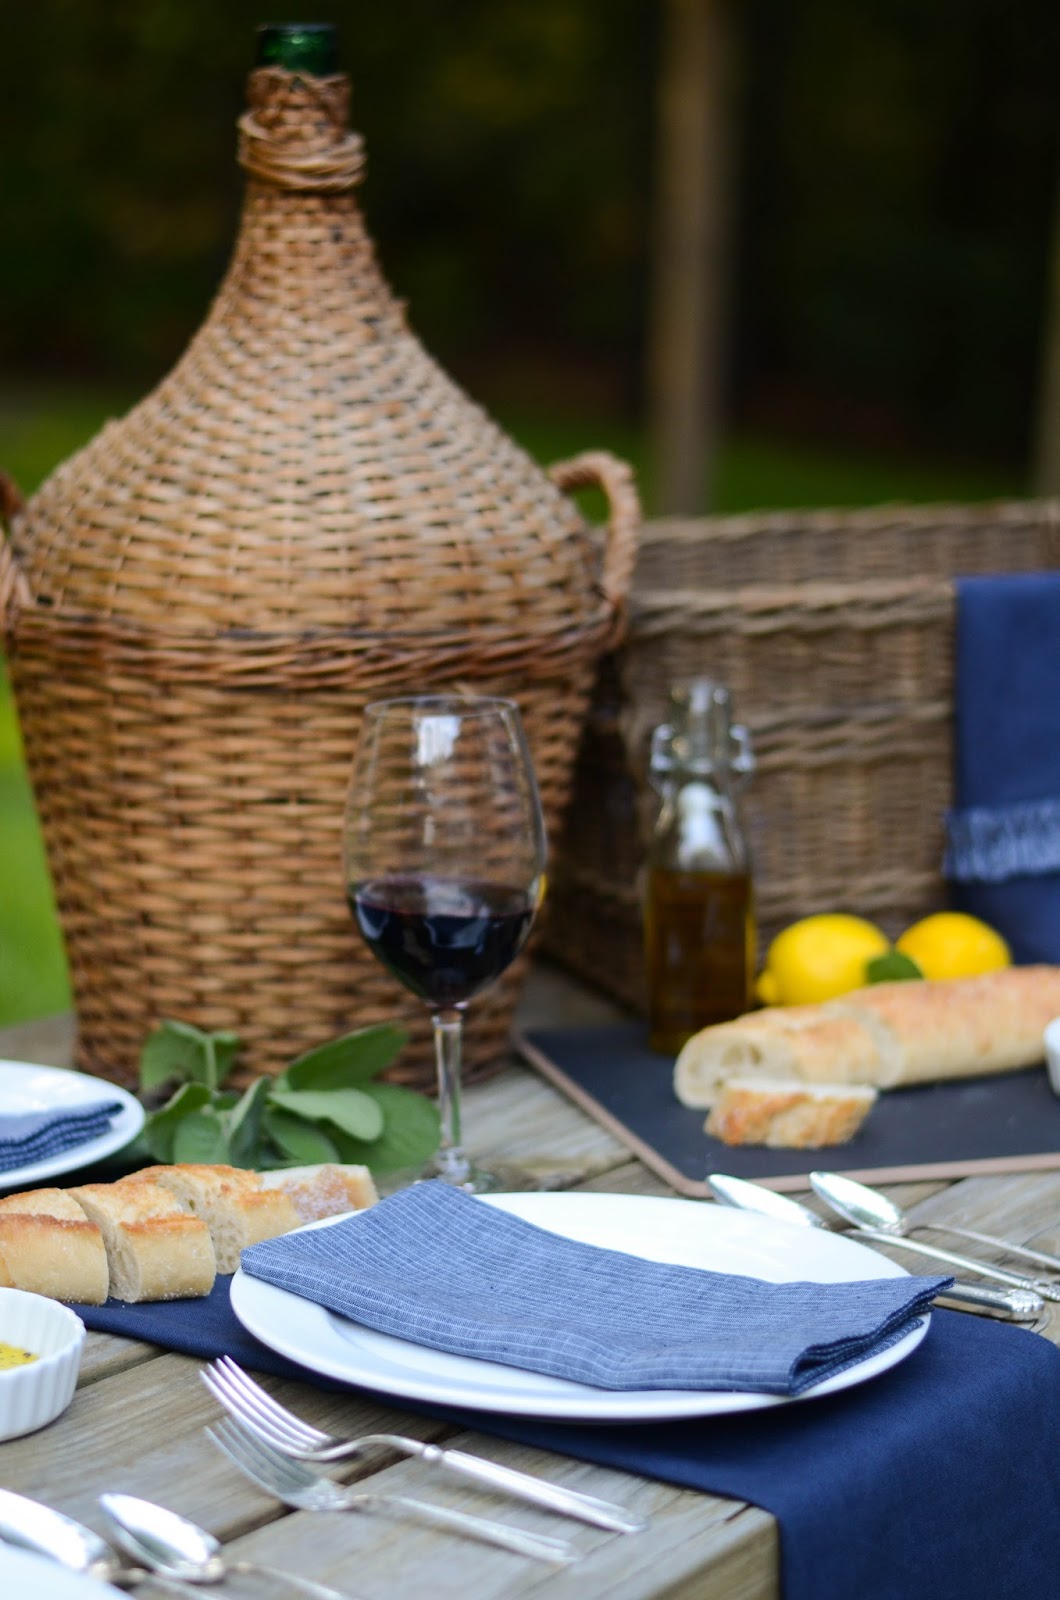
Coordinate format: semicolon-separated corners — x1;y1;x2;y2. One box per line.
0;1188;109;1304
130;1165;300;1272
705;1078;877;1148
259;1163;379;1222
0;1160;378;1304
675;1007;886;1107
70;1181;216;1302
838;966;1060;1083
675;965;1060;1105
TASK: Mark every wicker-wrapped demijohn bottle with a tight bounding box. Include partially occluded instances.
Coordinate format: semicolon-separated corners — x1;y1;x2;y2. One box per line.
0;23;639;1088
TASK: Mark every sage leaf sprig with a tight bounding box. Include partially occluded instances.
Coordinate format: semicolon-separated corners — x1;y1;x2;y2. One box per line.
134;1019;440;1174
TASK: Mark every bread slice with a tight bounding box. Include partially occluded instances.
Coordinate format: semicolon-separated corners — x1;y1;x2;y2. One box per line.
69;1180;216;1302
675;1007;888;1107
705;1077;878;1149
259;1163;379;1223
0;1187;109;1304
131;1164;300;1274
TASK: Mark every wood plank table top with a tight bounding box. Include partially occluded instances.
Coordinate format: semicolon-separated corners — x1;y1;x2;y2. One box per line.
1;966;1058;1600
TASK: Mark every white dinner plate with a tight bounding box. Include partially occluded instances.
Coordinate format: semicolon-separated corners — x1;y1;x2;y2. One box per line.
0;1544;125;1599
230;1192;930;1422
0;1061;144;1190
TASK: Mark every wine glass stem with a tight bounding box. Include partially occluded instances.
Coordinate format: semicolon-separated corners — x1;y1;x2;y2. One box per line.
431;1009;471;1183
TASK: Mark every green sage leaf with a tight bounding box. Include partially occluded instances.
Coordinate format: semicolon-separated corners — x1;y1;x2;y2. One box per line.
172;1110;232;1165
262;1109;340;1165
140;1020;213;1092
279;1024;409;1092
267;1087;384;1142
866;950;924;984
226;1076;273;1168
211;1031;242;1083
142;1082;213;1162
327;1082;440;1173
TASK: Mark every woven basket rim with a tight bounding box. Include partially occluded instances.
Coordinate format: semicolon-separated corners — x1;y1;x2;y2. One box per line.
630;575;955;611
640;496;1060;544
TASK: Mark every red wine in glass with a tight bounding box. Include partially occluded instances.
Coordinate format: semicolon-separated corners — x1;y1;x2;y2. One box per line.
343;695;547;1192
349;875;537;1009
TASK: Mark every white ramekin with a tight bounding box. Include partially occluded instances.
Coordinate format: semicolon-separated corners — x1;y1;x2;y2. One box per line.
1043;1017;1060;1099
0;1287;85;1440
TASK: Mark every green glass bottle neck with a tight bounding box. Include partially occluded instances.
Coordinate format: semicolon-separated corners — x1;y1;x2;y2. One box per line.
255;23;339;76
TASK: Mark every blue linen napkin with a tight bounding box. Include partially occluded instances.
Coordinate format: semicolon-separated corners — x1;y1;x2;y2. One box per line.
239;1182;947;1396
74;1280;1060;1600
0;1100;124;1172
945;572;1060;960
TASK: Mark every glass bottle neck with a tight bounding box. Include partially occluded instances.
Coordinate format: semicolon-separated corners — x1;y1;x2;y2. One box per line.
255;23;339;75
654;775;748;873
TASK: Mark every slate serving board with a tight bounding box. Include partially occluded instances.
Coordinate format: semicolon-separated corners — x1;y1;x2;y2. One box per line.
516;1023;1060;1196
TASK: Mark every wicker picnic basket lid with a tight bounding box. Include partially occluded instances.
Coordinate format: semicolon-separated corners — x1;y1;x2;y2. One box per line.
0;61;640;1086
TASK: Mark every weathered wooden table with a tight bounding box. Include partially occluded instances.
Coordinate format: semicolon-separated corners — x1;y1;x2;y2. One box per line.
1;966;1059;1600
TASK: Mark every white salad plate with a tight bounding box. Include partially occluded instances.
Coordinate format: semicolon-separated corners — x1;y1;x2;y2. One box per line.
230;1191;930;1422
0;1544;125;1599
0;1061;144;1190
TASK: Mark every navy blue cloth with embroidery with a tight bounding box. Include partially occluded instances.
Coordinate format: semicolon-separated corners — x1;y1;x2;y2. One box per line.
945;572;1060;960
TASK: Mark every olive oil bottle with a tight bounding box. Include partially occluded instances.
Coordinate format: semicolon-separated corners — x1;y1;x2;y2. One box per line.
643;681;755;1054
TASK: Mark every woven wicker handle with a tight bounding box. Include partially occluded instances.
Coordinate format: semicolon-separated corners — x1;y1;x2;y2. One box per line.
548;451;640;637
0;470;30;624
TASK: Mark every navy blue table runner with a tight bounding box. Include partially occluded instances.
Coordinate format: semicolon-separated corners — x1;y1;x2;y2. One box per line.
77;1273;1059;1600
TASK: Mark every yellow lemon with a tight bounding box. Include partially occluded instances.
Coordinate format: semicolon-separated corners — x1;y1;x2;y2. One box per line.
895;912;1011;981
755;914;891;1006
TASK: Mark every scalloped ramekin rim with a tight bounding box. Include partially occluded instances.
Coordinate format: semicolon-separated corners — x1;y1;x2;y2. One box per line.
0;1287;85;1440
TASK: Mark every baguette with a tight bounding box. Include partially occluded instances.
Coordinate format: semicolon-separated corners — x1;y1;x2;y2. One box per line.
259;1163;379;1222
130;1165;301;1274
69;1180;216;1302
0;1188;109;1304
705;1078;877;1148
674;1007;887;1107
675;965;1060;1107
0;1160;378;1304
833;967;1060;1084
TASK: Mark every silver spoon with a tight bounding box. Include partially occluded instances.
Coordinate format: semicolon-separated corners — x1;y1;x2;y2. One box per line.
99;1492;353;1600
707;1172;1045;1320
0;1487;187;1594
809;1170;1060;1302
809;1169;1060;1272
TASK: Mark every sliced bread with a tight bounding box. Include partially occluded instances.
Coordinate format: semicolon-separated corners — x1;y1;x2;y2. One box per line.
259;1163;379;1223
0;1187;109;1304
69;1180;216;1302
705;1077;878;1149
131;1164;301;1274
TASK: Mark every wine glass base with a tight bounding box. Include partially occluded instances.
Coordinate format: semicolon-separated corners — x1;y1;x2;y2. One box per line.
421;1150;551;1194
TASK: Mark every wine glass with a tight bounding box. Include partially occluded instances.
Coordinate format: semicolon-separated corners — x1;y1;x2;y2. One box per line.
343;695;547;1192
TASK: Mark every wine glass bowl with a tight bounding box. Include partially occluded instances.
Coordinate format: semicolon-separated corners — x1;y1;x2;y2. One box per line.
343;695;547;1191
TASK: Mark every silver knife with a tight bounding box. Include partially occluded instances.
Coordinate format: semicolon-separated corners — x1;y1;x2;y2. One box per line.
708;1173;1045;1319
844;1226;1060;1301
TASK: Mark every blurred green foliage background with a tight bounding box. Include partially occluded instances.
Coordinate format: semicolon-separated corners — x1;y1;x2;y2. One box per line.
2;0;1056;463
0;1;1057;1028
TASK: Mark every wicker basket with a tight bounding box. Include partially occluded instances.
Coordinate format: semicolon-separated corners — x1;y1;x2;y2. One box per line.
543;500;1060;1011
0;64;640;1088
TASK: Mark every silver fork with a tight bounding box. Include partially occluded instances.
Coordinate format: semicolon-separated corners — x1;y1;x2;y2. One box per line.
202;1356;646;1533
207;1418;578;1566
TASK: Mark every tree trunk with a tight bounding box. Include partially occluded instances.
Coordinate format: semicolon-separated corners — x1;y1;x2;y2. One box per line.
647;0;736;515
1032;158;1060;496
